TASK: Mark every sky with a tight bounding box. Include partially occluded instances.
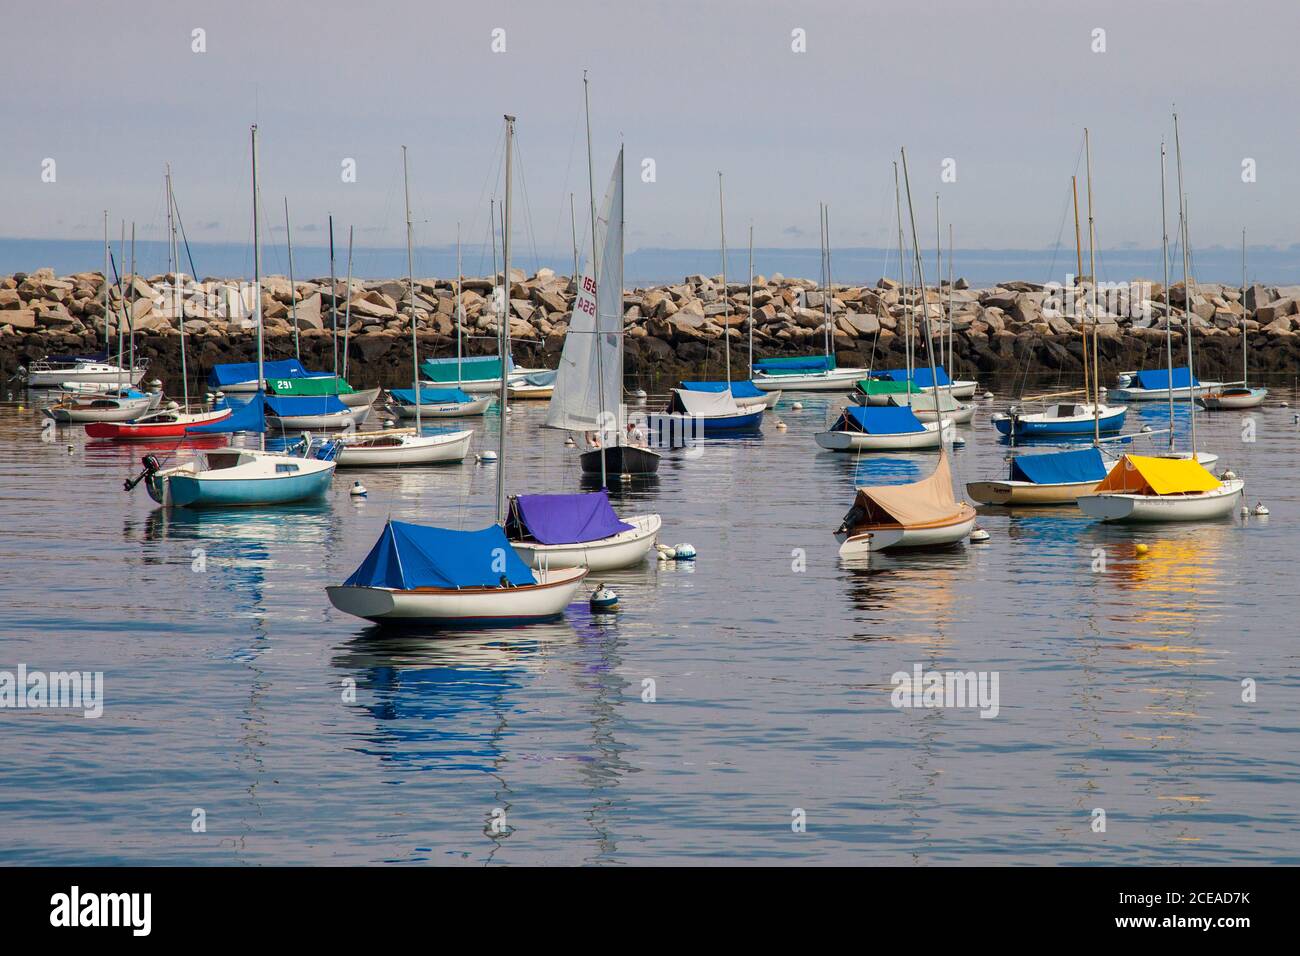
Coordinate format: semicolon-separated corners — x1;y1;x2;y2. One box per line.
1;0;1296;270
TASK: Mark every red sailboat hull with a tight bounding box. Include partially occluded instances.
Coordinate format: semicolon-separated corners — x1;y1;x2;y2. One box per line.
85;407;233;439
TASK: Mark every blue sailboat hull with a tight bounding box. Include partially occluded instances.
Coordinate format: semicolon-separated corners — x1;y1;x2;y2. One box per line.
993;408;1126;437
159;468;334;508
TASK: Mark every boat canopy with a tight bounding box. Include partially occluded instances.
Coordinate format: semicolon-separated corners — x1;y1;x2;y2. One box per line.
46;351;109;364
264;394;349;417
507;490;633;545
1133;366;1198;390
343;521;536;590
186;392;266;434
680;380;765;399
833;405;926;434
209;358;316;388
847;451;965;527
669;388;743;416
855;378;914;396
269;376;356;396
1008;447;1108;485
877;366;952;388
1093;454;1221;496
421;355;510;383
520;369;558;387
755;355;836;373
390;387;473;405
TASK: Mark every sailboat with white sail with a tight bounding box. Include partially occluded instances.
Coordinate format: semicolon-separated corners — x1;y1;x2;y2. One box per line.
1199;229;1267;410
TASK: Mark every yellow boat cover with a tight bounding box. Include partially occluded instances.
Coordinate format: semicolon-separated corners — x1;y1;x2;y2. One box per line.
852;450;965;525
1093;454;1221;496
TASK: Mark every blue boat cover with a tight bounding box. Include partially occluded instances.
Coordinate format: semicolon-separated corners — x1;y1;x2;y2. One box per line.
680;380;765;398
1133;366;1198;390
510;490;633;545
521;370;558;387
264;394;349;417
186;392;266;434
47;351;109;363
755;355;835;372
878;366;952;387
837;405;926;434
390;387;473;405
209;358;316;388
1008;447;1108;485
343;521;535;590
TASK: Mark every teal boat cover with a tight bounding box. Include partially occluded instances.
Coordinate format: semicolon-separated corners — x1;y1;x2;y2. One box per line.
1133;366;1197;390
264;394;349;417
421;354;511;383
755;355;835;372
343;521;535;590
390;387;473;405
1008;447;1108;485
835;405;926;434
680;380;764;399
186;392;266;434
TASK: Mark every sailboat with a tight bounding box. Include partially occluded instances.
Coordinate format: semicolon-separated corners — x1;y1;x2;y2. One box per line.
753;204;866;392
816;405;953;451
387;386;492;417
1077;454;1244;522
1200;230;1267;410
833;148;975;555
678;173;779;411
506;490;660;571
966;446;1110;506
327;115;586;626
549;82;661;479
332;146;473;467
131;125;336;508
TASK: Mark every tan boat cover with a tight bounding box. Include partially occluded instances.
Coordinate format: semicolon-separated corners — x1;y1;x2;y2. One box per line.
1093;454;1221;496
851;450;966;526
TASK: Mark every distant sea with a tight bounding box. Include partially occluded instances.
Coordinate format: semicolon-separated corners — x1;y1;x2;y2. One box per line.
3;237;1299;288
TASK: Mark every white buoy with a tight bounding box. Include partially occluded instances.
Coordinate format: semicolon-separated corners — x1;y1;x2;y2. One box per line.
1141;424;1152;432
791;401;803;410
951;435;966;447
983;391;994;401
1222;470;1236;480
479;450;498;463
634;388;647;400
1253;501;1270;516
564;436;576;447
589;583;619;611
384;419;397;429
350;481;367;497
1240;503;1250;517
67;444;74;454
655;544;676;560
969;527;990;543
775;419;787;430
672;542;697;560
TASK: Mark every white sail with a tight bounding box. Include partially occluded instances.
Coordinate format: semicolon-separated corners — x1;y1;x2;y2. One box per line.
545;149;624;434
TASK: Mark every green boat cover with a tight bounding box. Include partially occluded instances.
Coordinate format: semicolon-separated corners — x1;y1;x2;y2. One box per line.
268;376;356;396
421;356;505;383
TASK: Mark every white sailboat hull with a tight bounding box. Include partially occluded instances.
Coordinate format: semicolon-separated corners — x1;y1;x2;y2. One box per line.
335;429;472;466
339;387;382;408
735;390;781;409
837;507;977;554
326;566;588;623
1077;479;1244;523
268;406;370;430
390;396;493;418
1198;387;1267;410
28;364;146;387
510;514;661;571
816;419;954;451
753;368;867;392
42;394;157;422
1107;383;1220;402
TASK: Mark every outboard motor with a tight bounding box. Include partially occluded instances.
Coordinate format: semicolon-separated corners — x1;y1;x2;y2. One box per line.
124;454;161;492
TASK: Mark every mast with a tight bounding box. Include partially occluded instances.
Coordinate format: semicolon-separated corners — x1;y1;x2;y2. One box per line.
497;114;515;524
893;163;910;382
1072;175;1089;418
947;222;954;374
1172;111;1197;454
1160;141;1174;450
251;124;264;451
129;224;136;386
747;223;754;377
1242;228;1248;387
328;215;338;379
1084;128;1100;445
167;165;189;409
719;171;730;384
899;149;943;419
101;210;109;359
488;197;497;390
285;199;299;360
343;226;353;381
569;193;579;289
582;72;607;489
456;222;463;385
822;205;833;362
402;145;421;431
117;221;125;391
936;193;951;407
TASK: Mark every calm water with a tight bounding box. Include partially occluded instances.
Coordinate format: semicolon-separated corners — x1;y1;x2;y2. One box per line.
1;380;1298;865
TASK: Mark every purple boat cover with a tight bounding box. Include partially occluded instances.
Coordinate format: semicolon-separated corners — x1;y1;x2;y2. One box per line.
512;490;634;545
